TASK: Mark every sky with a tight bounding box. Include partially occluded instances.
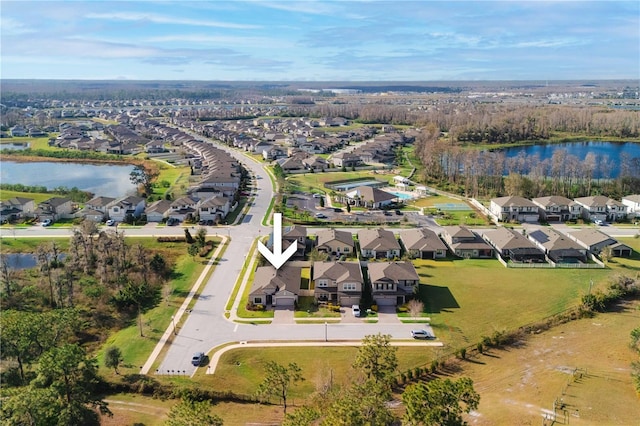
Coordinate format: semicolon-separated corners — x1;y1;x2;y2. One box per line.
1;1;638;81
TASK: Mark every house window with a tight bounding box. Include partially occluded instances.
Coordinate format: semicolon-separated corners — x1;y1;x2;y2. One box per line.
344;247;350;252
375;283;383;290
253;297;262;304
386;283;394;290
343;283;356;291
317;280;328;287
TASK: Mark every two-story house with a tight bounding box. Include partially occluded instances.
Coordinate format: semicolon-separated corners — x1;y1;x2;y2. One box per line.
315;229;355;257
108;196;145;222
357;228;401;259
268;225;308;258
198;196;230;222
168;196;199;222
441;226;494;259
312;261;364;306
368;261;420;306
399;228;448;259
573;195;627;223
35;197;74;222
0;197;36;222
489;196;539;223
532;195;582;222
622;194;640;219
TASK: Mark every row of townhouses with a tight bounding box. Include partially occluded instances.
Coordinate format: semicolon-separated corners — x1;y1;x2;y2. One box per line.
489;194;640;223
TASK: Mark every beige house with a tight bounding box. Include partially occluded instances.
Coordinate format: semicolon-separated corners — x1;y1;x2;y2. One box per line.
312;261;363;306
399;228;448;259
249;265;301;307
489;196;539;223
357;228;401;259
315;229;355;256
368;261;420;306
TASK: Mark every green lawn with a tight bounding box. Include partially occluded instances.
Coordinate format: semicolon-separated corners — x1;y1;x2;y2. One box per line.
412;257;623;350
0;189;53;204
287;170;390;193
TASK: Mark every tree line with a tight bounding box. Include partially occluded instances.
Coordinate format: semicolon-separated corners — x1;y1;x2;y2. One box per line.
414;125;640;199
0;183;94;203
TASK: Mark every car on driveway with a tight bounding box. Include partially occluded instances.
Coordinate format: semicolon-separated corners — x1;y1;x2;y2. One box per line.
191;352;205;366
106;219;116;226
315;213;327;219
352;305;361;317
411;329;435;339
41;219;52;227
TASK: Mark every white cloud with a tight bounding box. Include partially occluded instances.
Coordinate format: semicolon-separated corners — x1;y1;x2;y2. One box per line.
0;17;35;35
85;12;261;30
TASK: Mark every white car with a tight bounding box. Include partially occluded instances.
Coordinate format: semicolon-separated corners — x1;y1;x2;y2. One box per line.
106;219;116;226
41;219;52;227
594;219;604;226
352;305;361;317
411;329;435;340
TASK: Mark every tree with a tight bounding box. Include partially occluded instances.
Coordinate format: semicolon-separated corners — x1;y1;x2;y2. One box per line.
282;406;321;426
407;299;424;318
352;333;398;386
195;227;208;248
321;381;395;426
150;253;168;279
33;343;111;425
104;346;123;374
402;377;480;426
130;165;158;196
256;361;304;415
184;228;195;244
188;243;200;260
346;203;351;213
165;398;223;426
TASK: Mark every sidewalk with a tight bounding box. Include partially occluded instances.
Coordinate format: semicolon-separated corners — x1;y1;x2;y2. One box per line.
140;236;229;374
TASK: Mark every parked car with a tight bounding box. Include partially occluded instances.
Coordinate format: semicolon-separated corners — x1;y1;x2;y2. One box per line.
191;352;205;366
352;305;361;317
594;219;604;226
383;211;392;216
395;209;403;215
313;193;323;198
315;213;327;219
167;218;180;226
41;219;52;227
106;219;116;226
411;329;435;339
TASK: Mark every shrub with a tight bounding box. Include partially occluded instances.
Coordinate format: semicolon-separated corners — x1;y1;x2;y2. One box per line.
476;342;484;354
430;360;438;374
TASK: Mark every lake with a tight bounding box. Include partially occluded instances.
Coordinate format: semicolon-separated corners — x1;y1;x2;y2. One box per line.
0;142;30;151
0;161;137;198
498;141;640;178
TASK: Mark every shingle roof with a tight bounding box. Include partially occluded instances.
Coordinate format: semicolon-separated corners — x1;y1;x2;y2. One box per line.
368;261;419;283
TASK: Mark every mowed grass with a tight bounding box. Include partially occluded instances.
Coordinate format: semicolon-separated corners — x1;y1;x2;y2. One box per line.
414;258;617;351
0;189;53;204
452;299;640;425
287;170;391;193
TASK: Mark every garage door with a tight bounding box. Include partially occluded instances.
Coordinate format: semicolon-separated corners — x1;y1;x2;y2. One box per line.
275;297;296;307
375;296;396;306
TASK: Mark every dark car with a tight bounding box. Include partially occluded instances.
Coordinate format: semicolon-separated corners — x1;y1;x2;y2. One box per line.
395;210;403;215
383;211;392;216
333;208;343;213
191;352;205;366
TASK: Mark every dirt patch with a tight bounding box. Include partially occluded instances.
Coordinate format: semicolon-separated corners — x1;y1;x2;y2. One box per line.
457;299;640;425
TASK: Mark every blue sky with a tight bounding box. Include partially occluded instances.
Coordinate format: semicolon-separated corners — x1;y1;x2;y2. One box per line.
1;1;638;81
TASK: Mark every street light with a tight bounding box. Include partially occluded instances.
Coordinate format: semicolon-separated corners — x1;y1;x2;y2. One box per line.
171;315;177;335
325;321;328;342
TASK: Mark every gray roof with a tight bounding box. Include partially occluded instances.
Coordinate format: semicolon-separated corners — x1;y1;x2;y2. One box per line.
399;228;447;252
528;228;584;251
368;261;419;283
357;228;401;251
250;265;301;295
316;229;354;247
312;261;363;284
568;229;617;247
532;195;575;208
483;227;540;251
346;186;396;203
86;196;116;208
491;196;537;208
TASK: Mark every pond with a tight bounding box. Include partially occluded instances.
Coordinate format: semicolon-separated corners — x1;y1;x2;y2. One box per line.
0;161;137;198
498;141;640;178
0;142;30;151
0;253;66;270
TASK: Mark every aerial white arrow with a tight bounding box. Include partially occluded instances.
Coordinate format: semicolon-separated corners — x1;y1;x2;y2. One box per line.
257;213;297;269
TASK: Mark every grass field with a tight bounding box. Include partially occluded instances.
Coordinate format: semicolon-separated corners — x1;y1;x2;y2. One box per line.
0;189;53;204
452;299;640;425
414;258;616;351
287;170;394;193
